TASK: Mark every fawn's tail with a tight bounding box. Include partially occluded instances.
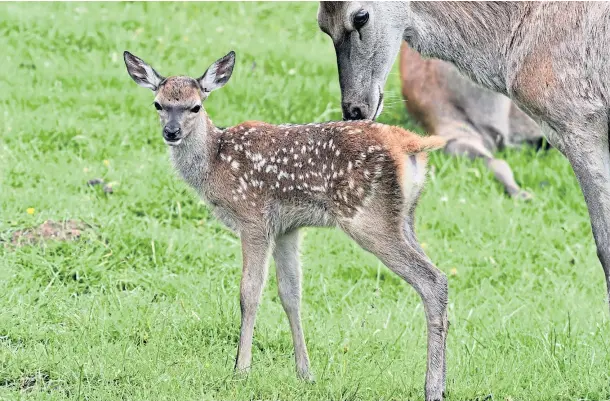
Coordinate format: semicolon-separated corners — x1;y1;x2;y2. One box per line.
400;131;446;154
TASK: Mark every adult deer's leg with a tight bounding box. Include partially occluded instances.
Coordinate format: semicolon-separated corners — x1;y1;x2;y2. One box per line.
235;228;271;373
556;122;610;312
272;229;312;380
342;215;448;401
445;136;532;200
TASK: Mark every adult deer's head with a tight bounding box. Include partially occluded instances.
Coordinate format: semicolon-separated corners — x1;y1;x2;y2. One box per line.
318;1;408;120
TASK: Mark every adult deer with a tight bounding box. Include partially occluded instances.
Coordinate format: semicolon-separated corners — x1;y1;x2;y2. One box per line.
319;1;610;308
399;42;545;200
319;2;610;399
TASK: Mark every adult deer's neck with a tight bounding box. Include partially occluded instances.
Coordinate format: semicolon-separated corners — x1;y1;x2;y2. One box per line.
169;115;219;195
407;2;525;94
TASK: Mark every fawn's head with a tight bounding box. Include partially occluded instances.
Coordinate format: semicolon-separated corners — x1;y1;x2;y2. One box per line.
318;1;408;121
124;51;236;145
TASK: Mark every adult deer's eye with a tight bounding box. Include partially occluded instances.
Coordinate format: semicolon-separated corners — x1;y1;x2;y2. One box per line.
353;9;369;30
154;102;162;111
190;105;201;113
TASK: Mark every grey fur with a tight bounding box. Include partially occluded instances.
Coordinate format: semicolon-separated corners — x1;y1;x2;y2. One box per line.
399;42;544;199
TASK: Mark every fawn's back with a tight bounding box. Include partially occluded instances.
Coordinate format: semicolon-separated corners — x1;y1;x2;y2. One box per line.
206;120;442;230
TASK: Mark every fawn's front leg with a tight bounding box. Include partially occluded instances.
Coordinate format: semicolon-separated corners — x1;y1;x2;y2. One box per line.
273;230;313;381
235;229;271;374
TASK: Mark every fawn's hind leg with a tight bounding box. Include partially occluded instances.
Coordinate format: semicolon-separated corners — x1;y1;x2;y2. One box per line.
235;228;271;374
341;213;448;401
273;230;312;380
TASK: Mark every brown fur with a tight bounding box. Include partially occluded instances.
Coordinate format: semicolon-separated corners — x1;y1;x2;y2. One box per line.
158;76;201;103
208;120;443;220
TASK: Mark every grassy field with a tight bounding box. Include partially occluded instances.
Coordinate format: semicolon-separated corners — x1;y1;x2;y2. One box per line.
1;2;609;400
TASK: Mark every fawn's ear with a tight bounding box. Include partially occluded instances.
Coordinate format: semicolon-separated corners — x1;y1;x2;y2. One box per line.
198;51;235;93
124;51;165;91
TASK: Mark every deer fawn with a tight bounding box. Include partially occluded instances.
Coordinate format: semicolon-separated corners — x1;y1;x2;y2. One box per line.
399;42;545;200
124;50;448;392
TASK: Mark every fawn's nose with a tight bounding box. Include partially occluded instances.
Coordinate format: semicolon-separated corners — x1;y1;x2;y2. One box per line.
163;124;181;141
342;103;366;121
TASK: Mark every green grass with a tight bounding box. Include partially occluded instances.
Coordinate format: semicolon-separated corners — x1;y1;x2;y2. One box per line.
1;2;609;400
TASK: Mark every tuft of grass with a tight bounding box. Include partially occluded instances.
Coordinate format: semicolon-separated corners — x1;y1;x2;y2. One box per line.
1;3;609;401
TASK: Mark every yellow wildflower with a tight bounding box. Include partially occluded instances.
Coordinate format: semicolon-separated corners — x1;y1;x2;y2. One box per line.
26;208;35;215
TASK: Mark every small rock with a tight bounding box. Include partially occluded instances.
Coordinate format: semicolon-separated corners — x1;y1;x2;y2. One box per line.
87;178;104;186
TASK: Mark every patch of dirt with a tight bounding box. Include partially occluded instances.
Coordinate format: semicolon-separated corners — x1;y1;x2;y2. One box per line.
10;220;89;247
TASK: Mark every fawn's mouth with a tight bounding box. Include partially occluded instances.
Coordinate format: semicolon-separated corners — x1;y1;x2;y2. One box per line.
164;138;182;146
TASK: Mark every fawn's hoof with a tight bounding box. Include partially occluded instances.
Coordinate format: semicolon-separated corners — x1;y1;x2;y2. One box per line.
233;366;251;379
297;369;315;382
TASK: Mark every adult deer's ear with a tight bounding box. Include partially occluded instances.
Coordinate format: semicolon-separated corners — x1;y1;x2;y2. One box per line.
124;51;165;91
198;51;236;93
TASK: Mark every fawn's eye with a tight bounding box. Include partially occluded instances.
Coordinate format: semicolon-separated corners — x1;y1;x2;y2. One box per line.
353;9;369;30
190;105;201;113
154;102;162;111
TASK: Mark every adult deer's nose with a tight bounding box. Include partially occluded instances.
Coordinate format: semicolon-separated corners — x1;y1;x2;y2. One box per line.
342;103;366;121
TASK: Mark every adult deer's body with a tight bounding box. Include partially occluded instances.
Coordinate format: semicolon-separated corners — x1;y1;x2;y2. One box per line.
124;51;448;396
399;42;544;199
319;2;610;399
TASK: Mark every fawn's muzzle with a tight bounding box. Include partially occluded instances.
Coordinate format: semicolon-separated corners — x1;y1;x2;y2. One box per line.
163;124;182;142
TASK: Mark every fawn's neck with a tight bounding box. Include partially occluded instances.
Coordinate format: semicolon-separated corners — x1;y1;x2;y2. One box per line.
169;115;220;196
